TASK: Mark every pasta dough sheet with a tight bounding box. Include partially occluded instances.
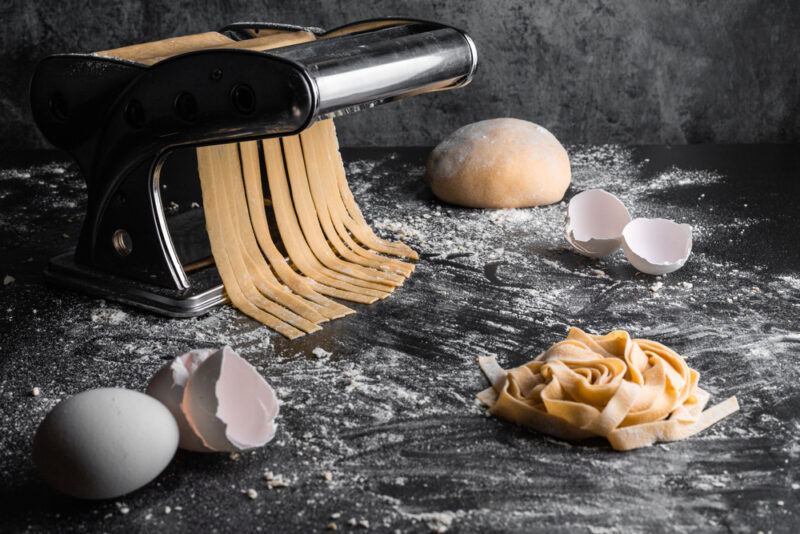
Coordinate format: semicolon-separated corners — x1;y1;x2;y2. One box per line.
476;327;739;451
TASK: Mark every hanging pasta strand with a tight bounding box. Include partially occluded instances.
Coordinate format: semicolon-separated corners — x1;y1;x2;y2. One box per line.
300;123;414;278
197;144;311;339
281;135;402;290
261;138;390;303
217;144;328;325
190;29;417;338
238;141;354;320
315;119;419;261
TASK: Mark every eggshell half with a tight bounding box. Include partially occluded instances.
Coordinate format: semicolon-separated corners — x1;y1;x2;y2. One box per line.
565;189;632;257
622;217;693;275
182;347;279;452
33;388;178;499
146;349;215;452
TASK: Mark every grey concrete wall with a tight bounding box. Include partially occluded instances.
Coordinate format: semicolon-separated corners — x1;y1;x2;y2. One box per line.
1;0;798;150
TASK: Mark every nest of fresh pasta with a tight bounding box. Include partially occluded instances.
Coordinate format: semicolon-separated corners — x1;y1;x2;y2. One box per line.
477;328;739;451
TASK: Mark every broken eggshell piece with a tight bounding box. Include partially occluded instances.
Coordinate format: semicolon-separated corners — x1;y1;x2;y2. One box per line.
146;349;215;452
146;347;279;452
622;217;693;275
565;189;632;257
183;347;279;451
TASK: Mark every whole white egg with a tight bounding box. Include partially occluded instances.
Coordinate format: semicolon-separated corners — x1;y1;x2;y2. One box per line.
33;388;179;499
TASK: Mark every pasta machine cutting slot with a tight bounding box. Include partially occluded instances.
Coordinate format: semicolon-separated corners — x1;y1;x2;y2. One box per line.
30;18;478;317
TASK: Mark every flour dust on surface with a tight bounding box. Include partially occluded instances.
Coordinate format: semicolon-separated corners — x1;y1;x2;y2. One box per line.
0;146;797;533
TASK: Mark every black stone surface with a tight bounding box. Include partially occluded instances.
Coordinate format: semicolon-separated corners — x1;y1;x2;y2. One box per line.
1;145;799;533
2;0;800;151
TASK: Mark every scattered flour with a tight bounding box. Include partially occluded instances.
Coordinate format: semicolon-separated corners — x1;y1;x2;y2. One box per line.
90;304;129;326
312;347;333;359
400;510;460;533
2;146;796;532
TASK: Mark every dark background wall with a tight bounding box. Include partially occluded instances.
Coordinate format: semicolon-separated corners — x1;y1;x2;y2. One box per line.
1;0;798;150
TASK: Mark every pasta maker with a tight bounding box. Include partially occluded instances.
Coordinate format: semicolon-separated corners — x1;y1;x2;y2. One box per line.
30;19;478;317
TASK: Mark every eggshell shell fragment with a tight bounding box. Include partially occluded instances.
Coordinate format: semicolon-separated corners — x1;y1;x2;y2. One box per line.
565;189;632;257
183;347;279;452
622;217;693;275
33;388;178;499
147;346;279;453
146;349;215;452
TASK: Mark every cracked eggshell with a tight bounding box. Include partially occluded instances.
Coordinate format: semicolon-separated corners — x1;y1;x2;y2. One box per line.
622;217;693;275
565;189;632;257
182;346;279;452
146;349;215;452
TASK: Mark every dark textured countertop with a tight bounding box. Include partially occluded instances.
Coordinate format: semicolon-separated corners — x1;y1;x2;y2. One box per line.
1;145;799;533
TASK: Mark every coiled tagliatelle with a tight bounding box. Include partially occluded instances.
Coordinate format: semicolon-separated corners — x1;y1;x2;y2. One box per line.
477;328;739;451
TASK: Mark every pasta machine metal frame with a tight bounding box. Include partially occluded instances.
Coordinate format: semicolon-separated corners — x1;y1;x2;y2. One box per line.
30;18;478;317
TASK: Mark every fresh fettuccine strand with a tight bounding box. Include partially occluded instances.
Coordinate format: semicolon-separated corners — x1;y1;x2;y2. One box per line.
314;119;419;261
189;29;417;338
476;327;739;451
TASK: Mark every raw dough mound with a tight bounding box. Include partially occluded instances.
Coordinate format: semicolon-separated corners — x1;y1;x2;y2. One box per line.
425;118;571;208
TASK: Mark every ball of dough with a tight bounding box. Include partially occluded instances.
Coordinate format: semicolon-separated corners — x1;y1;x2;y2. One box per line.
425;118;571;208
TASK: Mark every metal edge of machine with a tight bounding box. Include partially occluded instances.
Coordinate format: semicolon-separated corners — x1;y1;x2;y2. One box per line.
38;18;478;317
